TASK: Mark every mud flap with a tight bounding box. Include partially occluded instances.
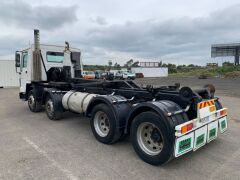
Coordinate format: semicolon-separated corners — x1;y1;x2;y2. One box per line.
193;125;207;151
207;121;218;143
219;116;227;133
174;132;194;157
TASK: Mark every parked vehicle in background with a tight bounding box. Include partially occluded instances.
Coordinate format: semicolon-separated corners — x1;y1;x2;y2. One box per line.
135;73;144;78
83;71;95;79
94;70;104;79
115;70;136;80
101;71;114;80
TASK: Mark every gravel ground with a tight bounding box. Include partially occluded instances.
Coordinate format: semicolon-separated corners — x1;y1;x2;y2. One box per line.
0;78;240;180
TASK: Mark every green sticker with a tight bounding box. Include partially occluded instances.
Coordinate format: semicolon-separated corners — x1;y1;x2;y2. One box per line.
179;138;192;153
196;134;205;147
209;128;216;140
221;120;226;129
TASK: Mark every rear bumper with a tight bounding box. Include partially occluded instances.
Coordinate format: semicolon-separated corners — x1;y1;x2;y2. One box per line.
174;108;228;157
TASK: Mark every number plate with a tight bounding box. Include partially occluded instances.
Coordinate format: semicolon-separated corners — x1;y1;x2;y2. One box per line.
200;116;209;123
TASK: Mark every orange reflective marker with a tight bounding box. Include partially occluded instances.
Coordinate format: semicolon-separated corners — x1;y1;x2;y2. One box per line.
209;106;216;112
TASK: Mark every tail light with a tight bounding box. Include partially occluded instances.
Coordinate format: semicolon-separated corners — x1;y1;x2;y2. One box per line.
181;122;193;134
220;109;227;116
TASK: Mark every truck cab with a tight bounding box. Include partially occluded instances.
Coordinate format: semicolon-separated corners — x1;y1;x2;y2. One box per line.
15;44;83;100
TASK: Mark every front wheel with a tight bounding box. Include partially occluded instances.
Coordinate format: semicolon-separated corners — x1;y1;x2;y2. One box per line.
131;111;174;165
28;90;42;112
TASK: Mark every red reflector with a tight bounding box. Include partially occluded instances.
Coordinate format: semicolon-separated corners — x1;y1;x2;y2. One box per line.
181;123;193;134
220;110;227;116
187;123;193;131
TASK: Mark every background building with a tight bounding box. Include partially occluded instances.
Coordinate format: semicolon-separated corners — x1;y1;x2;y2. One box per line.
132;67;168;77
0;60;19;87
139;61;160;67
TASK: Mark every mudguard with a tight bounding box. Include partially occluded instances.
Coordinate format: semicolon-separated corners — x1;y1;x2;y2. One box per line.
43;88;65;113
31;84;44;102
86;95;132;129
87;97;188;137
125;100;189;136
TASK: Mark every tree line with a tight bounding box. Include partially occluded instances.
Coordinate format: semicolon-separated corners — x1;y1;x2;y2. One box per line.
84;60;237;74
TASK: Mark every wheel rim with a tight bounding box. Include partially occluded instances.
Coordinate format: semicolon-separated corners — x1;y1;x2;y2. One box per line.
93;111;110;137
46;99;54;117
137;122;164;155
28;95;35;109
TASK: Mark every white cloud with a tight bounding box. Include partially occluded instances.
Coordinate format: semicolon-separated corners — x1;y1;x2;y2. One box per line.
0;0;239;65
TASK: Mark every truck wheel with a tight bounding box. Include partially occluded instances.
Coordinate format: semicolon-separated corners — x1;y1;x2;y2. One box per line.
28;90;42;112
90;104;122;144
45;96;62;120
130;111;173;165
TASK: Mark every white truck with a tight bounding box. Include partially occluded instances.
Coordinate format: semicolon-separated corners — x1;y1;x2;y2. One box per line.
15;30;228;165
115;70;136;80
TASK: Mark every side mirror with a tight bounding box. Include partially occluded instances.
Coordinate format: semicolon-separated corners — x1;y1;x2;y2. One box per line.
15;51;21;73
71;52;81;63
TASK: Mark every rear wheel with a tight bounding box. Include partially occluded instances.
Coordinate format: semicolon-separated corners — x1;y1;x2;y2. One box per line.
28;90;42;112
137;122;164;156
90;104;123;144
131;111;173;165
94;111;110;136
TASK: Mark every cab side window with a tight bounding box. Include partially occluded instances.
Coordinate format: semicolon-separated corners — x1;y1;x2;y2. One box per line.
46;52;64;63
22;52;28;68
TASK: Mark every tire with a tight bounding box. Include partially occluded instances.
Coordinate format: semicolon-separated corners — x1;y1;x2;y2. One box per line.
28;90;42;112
90;103;123;144
130;111;174;165
45;95;63;120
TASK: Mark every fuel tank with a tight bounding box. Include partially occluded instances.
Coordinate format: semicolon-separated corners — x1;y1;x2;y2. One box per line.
62;91;96;113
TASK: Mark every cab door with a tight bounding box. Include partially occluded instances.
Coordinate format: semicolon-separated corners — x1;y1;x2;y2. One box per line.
19;51;29;94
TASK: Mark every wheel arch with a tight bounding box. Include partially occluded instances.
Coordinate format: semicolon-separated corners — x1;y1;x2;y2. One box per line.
125;100;189;135
125;102;166;134
42;88;56;104
85;96;114;118
43;88;65;120
86;95;132;129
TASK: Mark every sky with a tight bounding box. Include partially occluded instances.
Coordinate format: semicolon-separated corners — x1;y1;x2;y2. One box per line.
0;0;240;65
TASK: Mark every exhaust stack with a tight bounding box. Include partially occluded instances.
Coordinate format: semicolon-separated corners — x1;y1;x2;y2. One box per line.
32;29;42;81
34;29;40;51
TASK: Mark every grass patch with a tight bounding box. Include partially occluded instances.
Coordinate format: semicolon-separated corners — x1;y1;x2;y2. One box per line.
170;65;240;78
